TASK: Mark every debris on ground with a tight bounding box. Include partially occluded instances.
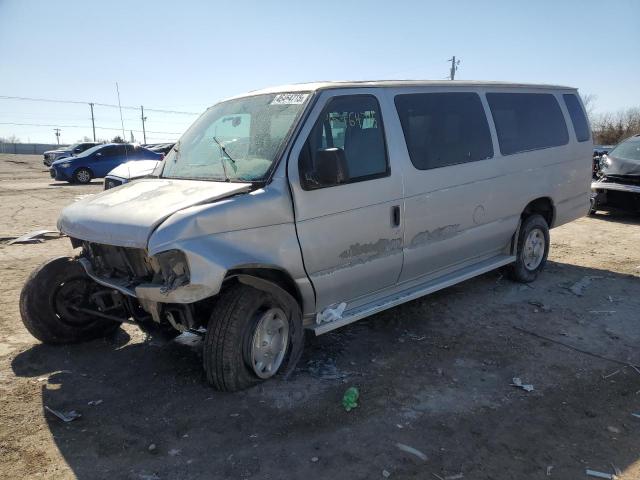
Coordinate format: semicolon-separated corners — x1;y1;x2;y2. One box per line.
510;377;534;392
631;413;640;419
148;443;157;453
168;448;181;456
382;469;390;478
310;456;319;463
606;426;620;434
585;469;616;479
395;442;428;461
87;399;103;406
6;229;63;245
567;276;603;296
444;474;464;480
528;300;551;312
546;465;553;476
342;387;359;412
44;406;81;422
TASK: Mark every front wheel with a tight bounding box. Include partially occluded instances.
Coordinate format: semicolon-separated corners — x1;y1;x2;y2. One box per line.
19;256;120;344
508;214;550;283
203;283;295;392
73;167;92;184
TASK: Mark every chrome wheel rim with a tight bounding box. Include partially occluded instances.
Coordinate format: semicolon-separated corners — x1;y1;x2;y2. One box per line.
77;170;90;183
523;228;545;271
250;308;289;379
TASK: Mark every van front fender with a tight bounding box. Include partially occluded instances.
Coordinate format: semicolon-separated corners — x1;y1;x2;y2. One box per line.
142;223;311;308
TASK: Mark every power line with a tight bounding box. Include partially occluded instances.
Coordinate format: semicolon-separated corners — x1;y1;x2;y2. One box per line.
0;95;200;115
0;122;182;135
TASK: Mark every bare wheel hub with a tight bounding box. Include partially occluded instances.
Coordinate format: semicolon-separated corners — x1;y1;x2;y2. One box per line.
250;308;289;379
523;227;545;271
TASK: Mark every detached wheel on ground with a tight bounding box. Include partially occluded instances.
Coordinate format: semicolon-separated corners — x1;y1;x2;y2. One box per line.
19;256;121;344
73;167;92;184
508;214;550;283
203;283;293;392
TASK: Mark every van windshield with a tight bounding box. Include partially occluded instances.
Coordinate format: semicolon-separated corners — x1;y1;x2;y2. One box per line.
162;92;310;182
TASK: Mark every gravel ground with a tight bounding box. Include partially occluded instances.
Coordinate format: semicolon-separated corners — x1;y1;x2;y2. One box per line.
1;153;640;480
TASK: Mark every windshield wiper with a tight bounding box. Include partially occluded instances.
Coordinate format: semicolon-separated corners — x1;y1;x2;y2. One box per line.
212;136;237;182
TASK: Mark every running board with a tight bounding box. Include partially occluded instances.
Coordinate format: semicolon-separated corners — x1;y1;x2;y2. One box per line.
310;255;516;335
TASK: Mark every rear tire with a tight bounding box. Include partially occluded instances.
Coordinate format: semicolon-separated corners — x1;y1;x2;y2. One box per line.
203;283;292;392
508;214;550;283
19;256;120;344
73;167;92;184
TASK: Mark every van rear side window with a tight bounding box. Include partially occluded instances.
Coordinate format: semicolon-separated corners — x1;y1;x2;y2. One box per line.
563;94;591;142
486;93;569;155
394;92;493;170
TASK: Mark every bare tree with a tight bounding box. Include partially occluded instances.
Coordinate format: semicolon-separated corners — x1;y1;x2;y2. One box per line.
592;107;640;145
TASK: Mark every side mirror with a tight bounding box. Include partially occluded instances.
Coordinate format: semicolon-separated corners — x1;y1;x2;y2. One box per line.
315;148;349;186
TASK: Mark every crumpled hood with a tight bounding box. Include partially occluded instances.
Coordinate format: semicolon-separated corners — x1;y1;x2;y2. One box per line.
58;178;251;248
108;160;160;180
602;154;640;177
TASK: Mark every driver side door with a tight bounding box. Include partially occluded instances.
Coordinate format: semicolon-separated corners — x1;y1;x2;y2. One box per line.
288;90;405;312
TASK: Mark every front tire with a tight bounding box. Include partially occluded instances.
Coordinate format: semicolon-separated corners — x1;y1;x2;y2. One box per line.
73;167;92;184
203;283;293;392
19;257;120;344
508;214;550;283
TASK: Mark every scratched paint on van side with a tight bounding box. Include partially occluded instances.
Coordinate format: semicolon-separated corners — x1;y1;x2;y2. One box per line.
409;224;460;249
314;237;403;277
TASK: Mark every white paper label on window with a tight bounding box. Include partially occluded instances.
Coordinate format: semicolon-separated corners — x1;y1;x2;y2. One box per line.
270;93;309;105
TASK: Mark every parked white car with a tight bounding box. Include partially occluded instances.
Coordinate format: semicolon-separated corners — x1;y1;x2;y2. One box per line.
104;160;161;190
21;81;592;391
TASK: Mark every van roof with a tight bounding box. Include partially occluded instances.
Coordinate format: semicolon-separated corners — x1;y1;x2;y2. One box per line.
242;80;577;96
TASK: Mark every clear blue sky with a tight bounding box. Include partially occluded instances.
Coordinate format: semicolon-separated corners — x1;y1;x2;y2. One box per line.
1;0;638;144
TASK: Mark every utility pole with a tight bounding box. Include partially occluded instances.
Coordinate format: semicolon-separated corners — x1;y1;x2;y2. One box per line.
54;128;61;144
140;105;147;144
448;56;460;80
89;103;96;141
115;82;125;141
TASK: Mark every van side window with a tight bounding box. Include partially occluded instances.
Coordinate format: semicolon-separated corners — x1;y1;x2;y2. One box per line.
394;92;493;170
299;95;389;189
486;93;569;155
563;94;590;142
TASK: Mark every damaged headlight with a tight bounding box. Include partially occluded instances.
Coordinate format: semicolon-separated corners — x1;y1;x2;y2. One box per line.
153;250;190;293
599;155;611;171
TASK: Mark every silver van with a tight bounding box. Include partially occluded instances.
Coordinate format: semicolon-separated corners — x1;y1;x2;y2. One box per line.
20;81;592;391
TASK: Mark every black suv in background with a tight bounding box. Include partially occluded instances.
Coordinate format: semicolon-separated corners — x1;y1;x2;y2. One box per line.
43;142;103;166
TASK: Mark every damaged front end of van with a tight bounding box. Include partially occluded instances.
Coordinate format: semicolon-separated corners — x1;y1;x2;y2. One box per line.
19;90;313;391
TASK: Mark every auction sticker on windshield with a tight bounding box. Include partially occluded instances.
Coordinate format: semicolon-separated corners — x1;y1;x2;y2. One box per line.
270;93;309;105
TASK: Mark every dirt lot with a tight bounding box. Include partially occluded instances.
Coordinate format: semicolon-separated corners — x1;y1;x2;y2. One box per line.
1;153;640;480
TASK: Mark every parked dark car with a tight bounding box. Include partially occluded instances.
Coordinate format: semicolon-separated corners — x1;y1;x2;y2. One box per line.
148;143;175;155
49;143;162;184
43;142;103;166
591;135;640;213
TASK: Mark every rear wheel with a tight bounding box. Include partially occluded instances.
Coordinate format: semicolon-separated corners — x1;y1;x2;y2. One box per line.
508;214;550;283
73;167;92;184
203;283;292;392
19;256;120;344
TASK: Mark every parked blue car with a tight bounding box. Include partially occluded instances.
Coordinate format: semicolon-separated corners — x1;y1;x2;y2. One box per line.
49;143;162;184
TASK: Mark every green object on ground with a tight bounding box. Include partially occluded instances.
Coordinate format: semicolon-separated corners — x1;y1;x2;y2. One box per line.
342;386;359;412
